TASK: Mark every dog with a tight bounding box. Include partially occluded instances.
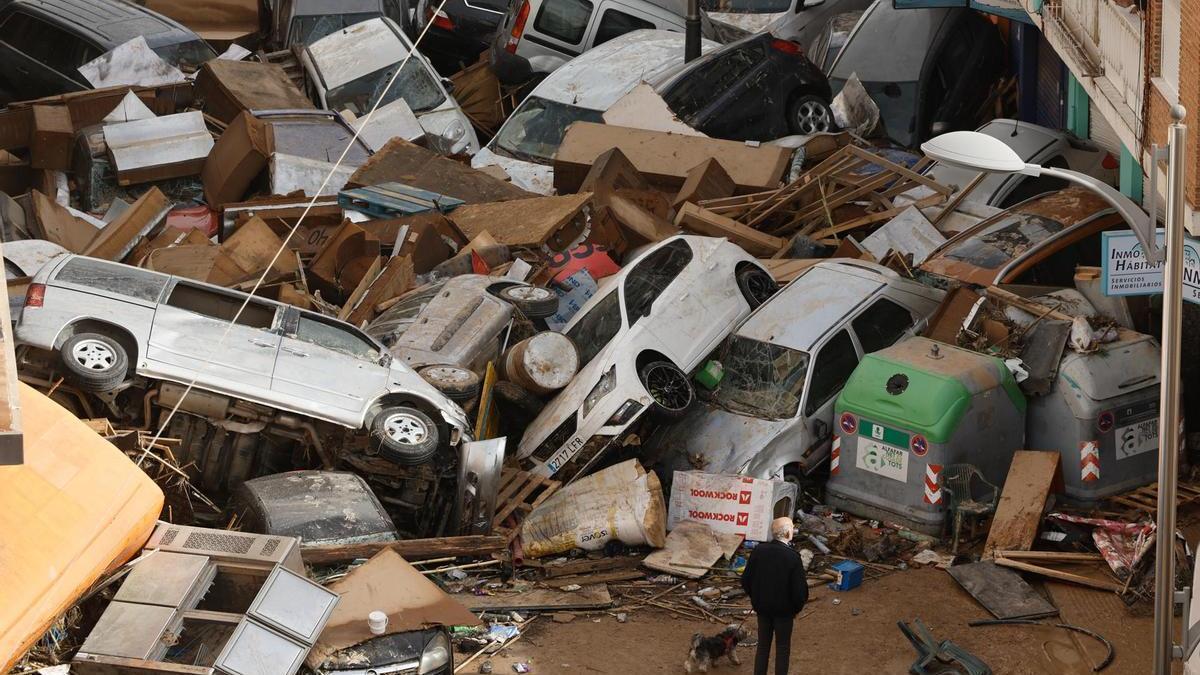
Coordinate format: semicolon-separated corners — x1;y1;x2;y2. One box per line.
683;623;748;673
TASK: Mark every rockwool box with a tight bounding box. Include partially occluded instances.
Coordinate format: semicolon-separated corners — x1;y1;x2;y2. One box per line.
668;471;798;542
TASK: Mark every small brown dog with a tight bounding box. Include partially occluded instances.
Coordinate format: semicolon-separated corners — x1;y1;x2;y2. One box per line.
683;624;748;673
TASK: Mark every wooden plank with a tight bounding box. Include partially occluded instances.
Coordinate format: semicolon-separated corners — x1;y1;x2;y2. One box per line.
993;551;1103;562
674;203;786;256
457;584;612;612
992;557;1123;592
542;557;628;578
946;561;1059;620
844;145;953;195
448;193;592;249
542;570;644;588
807;193;944;241
984;450;1061;557
301;534;506;565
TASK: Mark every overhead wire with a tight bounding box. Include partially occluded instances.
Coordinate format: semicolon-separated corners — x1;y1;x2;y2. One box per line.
138;1;456;468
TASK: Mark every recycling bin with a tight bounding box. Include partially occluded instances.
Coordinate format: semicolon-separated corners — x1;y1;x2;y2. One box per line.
827;337;1026;535
1027;330;1165;504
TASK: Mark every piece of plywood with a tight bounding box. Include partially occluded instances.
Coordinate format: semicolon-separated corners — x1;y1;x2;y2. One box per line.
984;450;1061;557
344;254;415;327
457;585;612;612
348;138;531;204
674;158;735;210
675;203;785;256
83;187;170;262
643;520;740;580
448;193;592;249
947;560;1059;620
32;190;98;253
220;215;297;279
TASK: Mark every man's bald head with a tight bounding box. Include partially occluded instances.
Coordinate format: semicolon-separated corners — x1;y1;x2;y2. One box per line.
771;517;794;543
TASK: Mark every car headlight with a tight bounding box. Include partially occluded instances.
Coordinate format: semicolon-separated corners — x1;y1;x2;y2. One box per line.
582;366;617;418
444;121;466;141
418;631;451;674
606;399;643;426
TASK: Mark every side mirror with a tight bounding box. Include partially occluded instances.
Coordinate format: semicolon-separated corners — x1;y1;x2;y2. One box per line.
379;352;393;368
442;77;455;94
801;0;825;8
813;418;829;440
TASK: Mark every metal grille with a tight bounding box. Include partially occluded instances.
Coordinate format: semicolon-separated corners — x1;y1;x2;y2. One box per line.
530;415;577;461
182;530;255;554
260;538;280;557
158;528;179;546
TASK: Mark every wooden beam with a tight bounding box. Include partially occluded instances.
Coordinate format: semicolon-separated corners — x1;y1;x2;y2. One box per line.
674;203;786;256
993;557;1123;592
301;534;507;565
992;551;1104;562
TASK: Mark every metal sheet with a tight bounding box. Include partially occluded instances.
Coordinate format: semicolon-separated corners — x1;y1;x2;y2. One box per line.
112;550;215;608
103;111;214;180
947;560;1059;620
78;602;178;660
214;619;310;675
247;566;339;645
269;154;355;198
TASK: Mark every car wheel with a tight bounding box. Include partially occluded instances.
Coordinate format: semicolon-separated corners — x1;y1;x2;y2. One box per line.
498;285;559;319
789;94;835;135
60;333;129;393
493;380;546;417
638;360;694;421
419;365;482;401
371;405;440;466
736;266;778;309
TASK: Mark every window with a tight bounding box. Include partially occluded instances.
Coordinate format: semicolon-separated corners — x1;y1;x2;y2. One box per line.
566;291;622;369
662;42;765;122
55;258;168;302
289;13;379;47
1161;0;1181;96
151;40;217;72
593;9;653;46
533;0;593;44
714;336;810;419
324;59;447;115
851;298;914;354
166;283;277;330
492;96;605;164
295;315;380;360
623;239;693;323
2;11;94;76
803;330;858;416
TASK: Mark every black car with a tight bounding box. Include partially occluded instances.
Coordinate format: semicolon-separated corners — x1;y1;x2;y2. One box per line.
0;0;218;103
408;0;507;73
655;32;835;141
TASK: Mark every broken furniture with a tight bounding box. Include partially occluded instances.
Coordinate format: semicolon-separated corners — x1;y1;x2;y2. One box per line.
73;523;337;675
827;337;1026;535
491;467;561;544
898;619;992;674
941;464;999;553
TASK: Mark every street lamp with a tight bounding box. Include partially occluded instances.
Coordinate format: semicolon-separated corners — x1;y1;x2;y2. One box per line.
922;119;1187;674
921;130;1164;264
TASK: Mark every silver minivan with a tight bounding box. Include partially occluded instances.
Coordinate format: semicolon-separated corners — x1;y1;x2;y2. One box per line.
16;255;471;465
646;259;943;484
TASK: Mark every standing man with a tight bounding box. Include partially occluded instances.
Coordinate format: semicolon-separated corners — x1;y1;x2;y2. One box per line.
740;517;808;675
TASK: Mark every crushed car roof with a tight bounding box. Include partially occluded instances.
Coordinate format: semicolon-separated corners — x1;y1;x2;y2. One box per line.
306;17;409;90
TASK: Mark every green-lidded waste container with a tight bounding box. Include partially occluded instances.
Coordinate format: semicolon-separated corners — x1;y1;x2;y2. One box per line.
826;337;1026;535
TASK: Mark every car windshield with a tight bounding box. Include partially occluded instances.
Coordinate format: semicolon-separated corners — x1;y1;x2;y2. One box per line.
713;335;810;419
940;213;1069;271
151;39;218;72
365;281;447;346
829;77;918;147
326;59;446;115
290;13;379;46
566;291;622;370
700;0;791;12
492;96;605;165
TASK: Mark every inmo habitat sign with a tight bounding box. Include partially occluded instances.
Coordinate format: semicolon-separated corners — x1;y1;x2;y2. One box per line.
1102;229;1200;304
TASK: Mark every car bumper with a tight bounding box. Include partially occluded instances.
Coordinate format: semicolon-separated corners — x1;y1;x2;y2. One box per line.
519;395;649;481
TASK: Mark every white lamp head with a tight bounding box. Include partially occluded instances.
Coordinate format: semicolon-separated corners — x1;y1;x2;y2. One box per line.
921;130;1027;173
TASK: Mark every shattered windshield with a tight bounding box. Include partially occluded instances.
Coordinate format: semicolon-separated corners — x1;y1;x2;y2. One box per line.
151;40;218;72
326;59;446;115
566;291;622;370
713;336;810;419
700;0;791;13
290;13;379;46
492;96;605;165
941;213;1068;271
365;282;446;347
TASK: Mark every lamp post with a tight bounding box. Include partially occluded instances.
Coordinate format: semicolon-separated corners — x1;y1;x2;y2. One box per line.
923;117;1188;674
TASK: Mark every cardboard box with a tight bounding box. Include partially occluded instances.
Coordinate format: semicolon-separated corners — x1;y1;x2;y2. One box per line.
202;111;274;207
667;471;798;542
196;60;314;124
554;122;791;195
31;106;73;171
0;151;31;197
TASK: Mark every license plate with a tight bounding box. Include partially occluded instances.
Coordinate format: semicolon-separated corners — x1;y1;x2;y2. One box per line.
545;434;586;474
1115;418;1158;460
855;440;909;482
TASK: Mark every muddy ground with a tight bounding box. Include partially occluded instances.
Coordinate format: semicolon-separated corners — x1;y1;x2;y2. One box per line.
465;566;1177;674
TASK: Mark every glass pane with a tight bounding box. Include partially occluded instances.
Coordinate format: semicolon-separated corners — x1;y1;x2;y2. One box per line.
941;213;1069;271
289;13;378;46
56;258;168;302
566;291;621;369
594;9;654;46
804;330;858;416
166;283;276;330
325;59;446;116
623;239;693;324
714;336;810;419
662;43;764;121
533;0;593;44
493;96;605;164
151;39;218;71
851;298;913;354
296;315;380;360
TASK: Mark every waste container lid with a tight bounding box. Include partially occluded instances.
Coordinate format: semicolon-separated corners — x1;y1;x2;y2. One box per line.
836;337;1024;443
1059;330;1160;401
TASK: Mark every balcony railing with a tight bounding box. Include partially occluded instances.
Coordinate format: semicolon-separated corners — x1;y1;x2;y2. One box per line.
1043;0;1145;130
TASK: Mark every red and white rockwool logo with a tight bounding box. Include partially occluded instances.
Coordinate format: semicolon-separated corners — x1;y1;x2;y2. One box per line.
690;489;740;501
688;510;737;522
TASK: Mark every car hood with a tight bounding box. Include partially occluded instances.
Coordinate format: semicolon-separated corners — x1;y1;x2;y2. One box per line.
471;148;555;194
654;401;795;476
316;629;440;671
708;10;786;32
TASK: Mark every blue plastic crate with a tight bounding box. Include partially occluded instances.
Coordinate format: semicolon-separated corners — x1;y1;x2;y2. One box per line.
829;560;864;591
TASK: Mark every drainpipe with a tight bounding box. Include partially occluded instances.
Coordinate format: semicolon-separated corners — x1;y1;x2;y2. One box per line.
685;0;700;62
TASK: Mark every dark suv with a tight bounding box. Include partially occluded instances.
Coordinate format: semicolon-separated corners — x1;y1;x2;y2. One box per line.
0;0;217;103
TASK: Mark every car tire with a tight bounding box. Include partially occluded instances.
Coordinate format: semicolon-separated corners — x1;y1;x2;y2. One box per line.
419;365;482;401
60;333;129;393
638;360;694;421
493;380;546;417
736;266;778;309
789;94;836;135
371;405;440;466
498;285;559;319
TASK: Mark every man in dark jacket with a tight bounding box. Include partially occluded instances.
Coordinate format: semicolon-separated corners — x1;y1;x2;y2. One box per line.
740;517;808;675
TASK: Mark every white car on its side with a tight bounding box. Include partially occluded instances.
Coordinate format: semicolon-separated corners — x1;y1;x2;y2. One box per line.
517;235;777;481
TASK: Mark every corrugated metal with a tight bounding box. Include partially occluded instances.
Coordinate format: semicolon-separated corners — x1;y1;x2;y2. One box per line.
1036;35;1064;130
1089;99;1123;155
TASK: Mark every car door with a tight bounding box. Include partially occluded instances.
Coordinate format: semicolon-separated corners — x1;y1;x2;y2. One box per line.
799;328;859;455
145;280;283;395
523;0;594;62
585;2;656;48
0;10;95;100
621;240;704;367
272;309;389;418
850;296;919;356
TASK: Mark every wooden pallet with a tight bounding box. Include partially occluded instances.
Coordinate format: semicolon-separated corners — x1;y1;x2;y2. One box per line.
492;468;561;542
1109;481;1200;513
